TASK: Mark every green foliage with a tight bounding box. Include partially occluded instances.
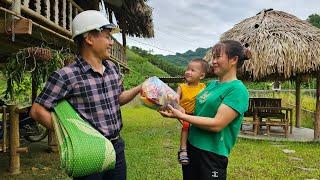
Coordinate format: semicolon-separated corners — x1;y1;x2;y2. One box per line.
0;72;6;95
244;79;316;90
276;92;316;129
244;81;270;90
3;48;71;104
307;13;320;29
123;49;169;89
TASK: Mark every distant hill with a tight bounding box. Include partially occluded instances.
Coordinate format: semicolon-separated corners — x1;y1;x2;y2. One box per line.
129;46;185;77
155;47;211;67
123;49;169;89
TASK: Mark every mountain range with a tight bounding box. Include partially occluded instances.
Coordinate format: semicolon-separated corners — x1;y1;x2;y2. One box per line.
155;47;210;67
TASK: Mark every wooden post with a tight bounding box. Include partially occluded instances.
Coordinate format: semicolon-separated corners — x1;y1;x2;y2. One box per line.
31;71;37;103
11;0;21;15
290;108;293;134
74;8;78;16
68;1;72;31
22;0;30;8
44;0;50;19
295;78;301;128
314;75;320;141
35;0;41;14
62;0;66;28
9;0;21;41
54;0;59;24
8;105;21;175
2;107;8;152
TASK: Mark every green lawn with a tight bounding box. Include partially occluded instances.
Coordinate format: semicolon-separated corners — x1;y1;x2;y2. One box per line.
122;104;320;179
1;104;319;179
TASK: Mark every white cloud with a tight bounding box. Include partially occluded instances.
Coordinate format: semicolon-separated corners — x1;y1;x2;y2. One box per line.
114;0;320;55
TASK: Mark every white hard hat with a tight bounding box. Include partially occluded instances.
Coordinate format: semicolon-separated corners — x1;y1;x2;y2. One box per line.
72;10;120;39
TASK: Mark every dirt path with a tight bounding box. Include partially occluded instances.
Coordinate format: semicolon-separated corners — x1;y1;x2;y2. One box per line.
0;139;70;180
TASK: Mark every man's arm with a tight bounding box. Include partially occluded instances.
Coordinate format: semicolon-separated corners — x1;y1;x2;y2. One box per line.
119;84;142;106
30;103;53;130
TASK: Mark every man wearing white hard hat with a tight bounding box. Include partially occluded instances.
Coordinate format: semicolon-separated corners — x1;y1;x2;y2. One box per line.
31;10;142;180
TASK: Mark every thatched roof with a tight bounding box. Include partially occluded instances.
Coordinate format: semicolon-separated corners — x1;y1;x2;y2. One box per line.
75;0;154;38
204;9;320;81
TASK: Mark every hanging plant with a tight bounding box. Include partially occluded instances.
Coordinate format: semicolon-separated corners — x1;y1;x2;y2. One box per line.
3;47;74;104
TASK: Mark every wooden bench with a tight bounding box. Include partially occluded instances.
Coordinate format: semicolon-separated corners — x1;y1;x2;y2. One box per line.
241;98;292;137
0;106;8;152
255;107;292;138
241;98;262;135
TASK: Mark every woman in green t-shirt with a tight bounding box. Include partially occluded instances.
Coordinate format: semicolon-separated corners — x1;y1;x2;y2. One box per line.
160;40;251;180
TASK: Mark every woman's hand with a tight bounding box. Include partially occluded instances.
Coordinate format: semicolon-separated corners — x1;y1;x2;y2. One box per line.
159;104;185;119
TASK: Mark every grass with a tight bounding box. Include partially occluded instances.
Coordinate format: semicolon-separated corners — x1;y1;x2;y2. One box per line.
122;104;320;179
1;103;320;179
121;104;182;180
229;139;320;179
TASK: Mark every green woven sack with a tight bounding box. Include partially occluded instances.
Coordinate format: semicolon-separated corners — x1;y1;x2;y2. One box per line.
51;100;116;177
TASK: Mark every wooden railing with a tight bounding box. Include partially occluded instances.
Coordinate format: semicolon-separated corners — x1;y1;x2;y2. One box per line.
110;36;126;66
2;0;127;66
4;0;83;36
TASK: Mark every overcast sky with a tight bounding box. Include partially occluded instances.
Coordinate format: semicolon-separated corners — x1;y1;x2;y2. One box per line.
113;0;320;55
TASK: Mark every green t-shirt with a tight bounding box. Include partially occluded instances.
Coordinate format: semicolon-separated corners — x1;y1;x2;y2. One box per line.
188;80;249;157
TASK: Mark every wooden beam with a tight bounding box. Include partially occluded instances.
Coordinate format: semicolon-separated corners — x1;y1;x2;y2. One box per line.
0;19;32;35
0;6;74;43
2;107;8;153
295;78;301;128
159;77;185;83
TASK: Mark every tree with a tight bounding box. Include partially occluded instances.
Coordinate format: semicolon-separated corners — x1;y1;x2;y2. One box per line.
307;14;320;29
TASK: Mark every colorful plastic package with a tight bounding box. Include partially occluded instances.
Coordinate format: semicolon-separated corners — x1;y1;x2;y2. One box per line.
140;76;179;110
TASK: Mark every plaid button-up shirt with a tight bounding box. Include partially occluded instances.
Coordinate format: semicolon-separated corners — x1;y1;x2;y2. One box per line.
35;56;124;137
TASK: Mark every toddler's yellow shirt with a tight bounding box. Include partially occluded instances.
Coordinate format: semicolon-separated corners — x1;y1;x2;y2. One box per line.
179;83;206;114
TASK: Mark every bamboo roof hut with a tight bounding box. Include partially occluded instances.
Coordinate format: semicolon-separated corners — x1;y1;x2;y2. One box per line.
204;9;320;141
75;0;154;38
